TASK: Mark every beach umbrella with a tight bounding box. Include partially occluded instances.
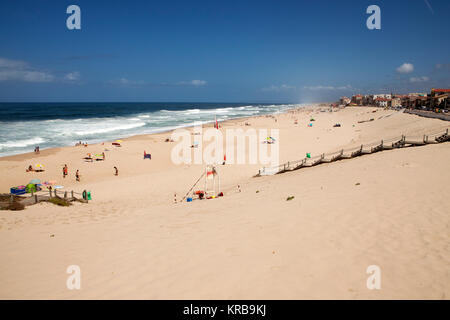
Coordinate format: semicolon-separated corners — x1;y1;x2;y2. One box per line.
35;163;44;169
53;185;64;189
115;140;123;143
29;178;41;184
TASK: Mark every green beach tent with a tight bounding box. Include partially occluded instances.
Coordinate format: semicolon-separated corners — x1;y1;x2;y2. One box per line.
25;183;37;193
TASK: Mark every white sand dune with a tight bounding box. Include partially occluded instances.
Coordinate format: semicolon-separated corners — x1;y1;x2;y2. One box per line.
0;106;449;299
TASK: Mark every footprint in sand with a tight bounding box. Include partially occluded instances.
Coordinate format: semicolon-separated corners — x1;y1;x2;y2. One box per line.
397;162;418;168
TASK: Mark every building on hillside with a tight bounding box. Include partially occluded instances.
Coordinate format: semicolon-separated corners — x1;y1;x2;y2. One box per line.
390;97;402;108
351;94;363;106
362;95;373;105
408;92;427;97
430;88;450;110
340;96;351;106
374;97;390;107
373;93;392;100
411;96;429;109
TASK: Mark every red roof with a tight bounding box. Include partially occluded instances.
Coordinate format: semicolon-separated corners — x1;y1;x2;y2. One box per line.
432;88;450;93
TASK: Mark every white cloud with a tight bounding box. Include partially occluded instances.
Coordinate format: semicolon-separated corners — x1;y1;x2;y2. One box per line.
0;70;54;82
177;80;207;87
409;76;429;83
262;84;296;92
111;78;207;87
0;57;28;69
119;78;130;85
396;63;414;74
0;57;54;83
64;71;81;81
303;85;352;91
190;79;207;86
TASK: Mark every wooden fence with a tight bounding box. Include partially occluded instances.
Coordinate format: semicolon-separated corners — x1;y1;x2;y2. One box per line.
257;128;449;176
8;189;89;207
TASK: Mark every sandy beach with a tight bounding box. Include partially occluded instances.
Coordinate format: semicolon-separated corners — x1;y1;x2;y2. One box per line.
0;106;449;299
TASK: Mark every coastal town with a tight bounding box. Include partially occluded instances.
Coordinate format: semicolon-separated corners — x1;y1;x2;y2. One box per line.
338;88;450;112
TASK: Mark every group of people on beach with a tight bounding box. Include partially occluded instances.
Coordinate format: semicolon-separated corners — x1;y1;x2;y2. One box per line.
75;141;89;147
62;164;118;182
62;164;80;181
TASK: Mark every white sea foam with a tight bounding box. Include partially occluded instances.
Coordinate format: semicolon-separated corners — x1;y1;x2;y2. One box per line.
0;137;46;149
0;103;303;157
73;122;146;136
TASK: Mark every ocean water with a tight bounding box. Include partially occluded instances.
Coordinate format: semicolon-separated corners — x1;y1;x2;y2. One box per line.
0;102;299;157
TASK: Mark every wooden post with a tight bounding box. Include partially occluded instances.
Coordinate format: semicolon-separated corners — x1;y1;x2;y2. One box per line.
31;190;34;196
55;189;57;198
64;191;67;199
49;189;52;197
71;191;74;198
34;195;38;204
10;195;13;204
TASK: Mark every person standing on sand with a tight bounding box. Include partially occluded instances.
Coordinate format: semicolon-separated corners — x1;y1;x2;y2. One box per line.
114;166;118;176
102;152;105;160
63;164;68;178
75;170;80;181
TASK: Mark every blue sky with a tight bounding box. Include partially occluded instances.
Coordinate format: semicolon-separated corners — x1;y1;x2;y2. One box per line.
0;0;449;102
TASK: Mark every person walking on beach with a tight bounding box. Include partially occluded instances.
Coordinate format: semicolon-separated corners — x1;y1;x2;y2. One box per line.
114;166;118;176
63;164;68;178
75;170;80;182
102;152;105;160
